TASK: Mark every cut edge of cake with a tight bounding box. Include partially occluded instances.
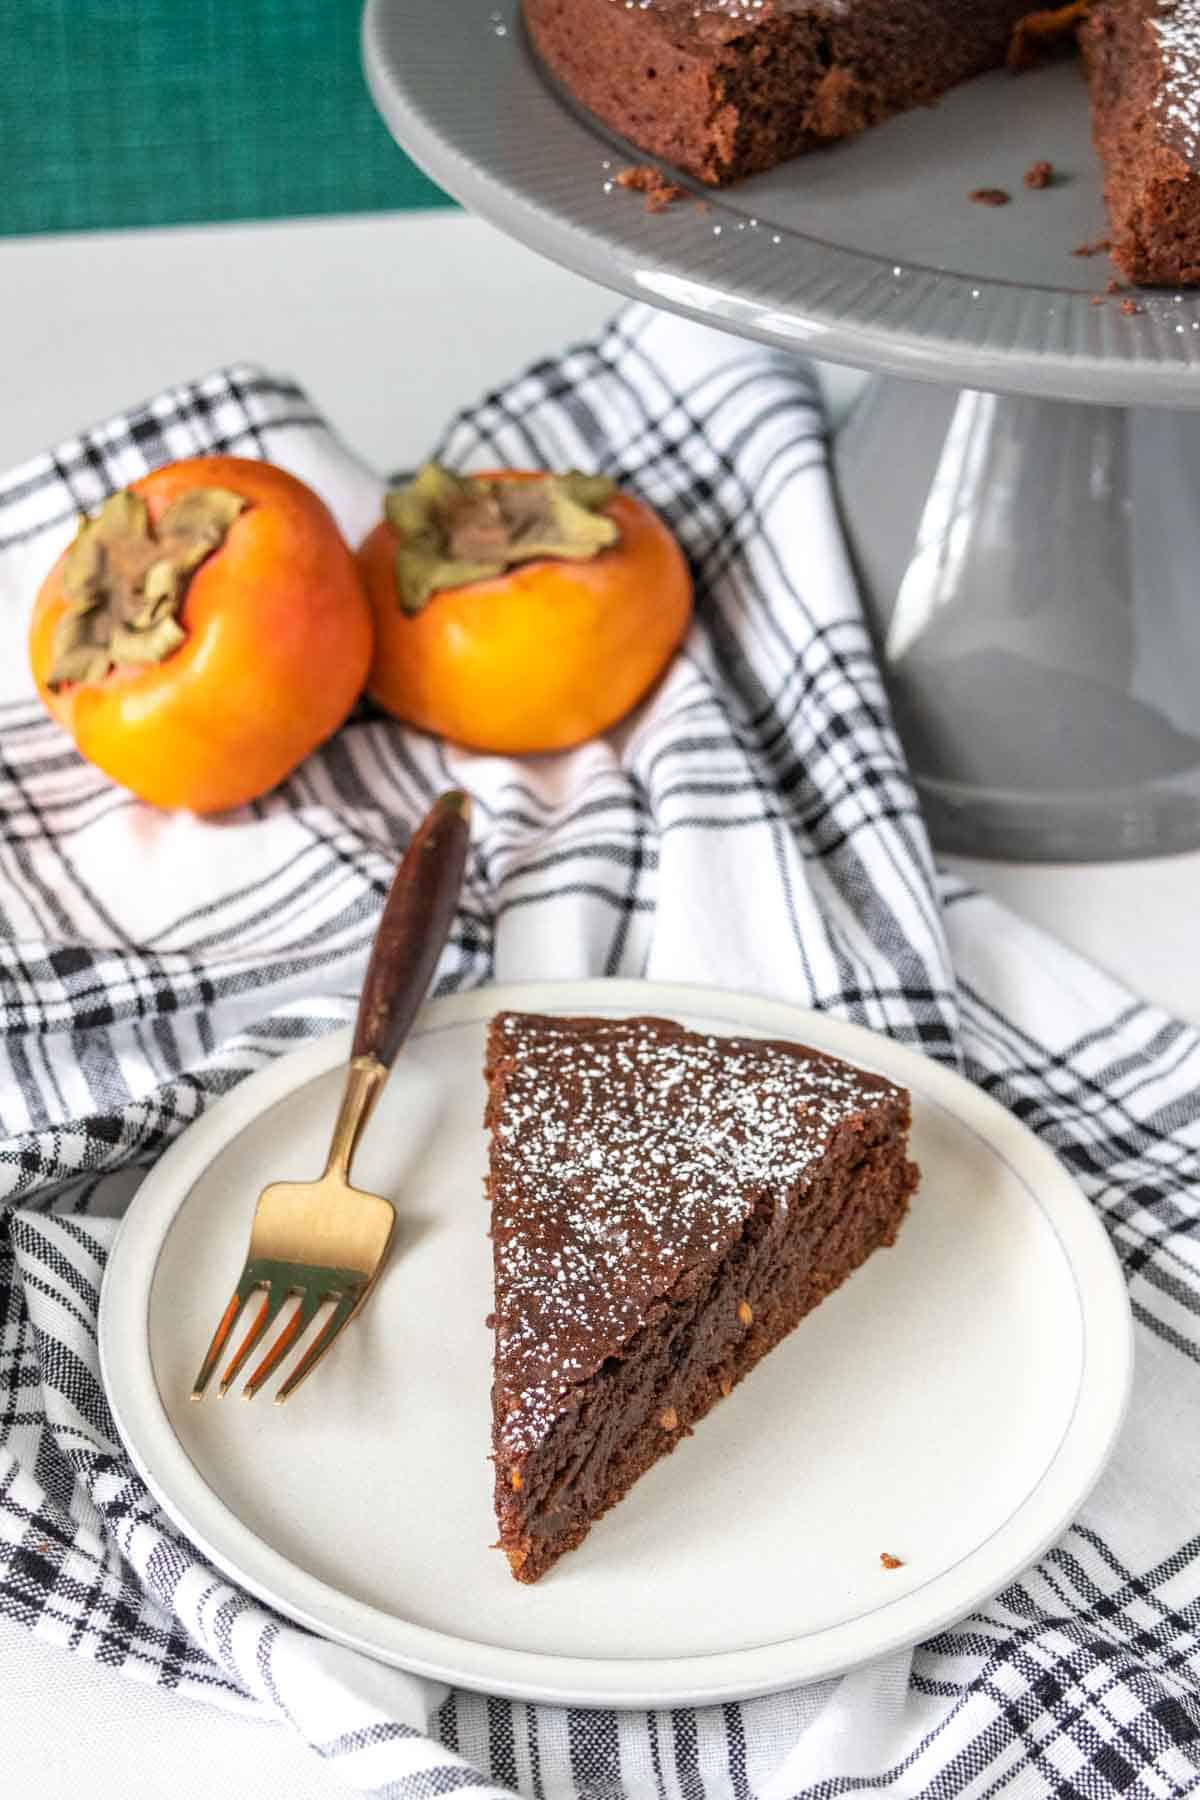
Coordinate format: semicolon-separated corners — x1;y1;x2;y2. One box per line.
523;0;1038;187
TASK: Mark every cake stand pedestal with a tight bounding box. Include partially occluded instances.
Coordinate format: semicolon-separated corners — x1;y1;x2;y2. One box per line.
834;383;1200;859
363;0;1200;861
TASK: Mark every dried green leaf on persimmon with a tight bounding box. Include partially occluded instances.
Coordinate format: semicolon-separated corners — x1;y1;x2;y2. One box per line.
47;486;247;689
382;463;620;615
109;616;188;666
141;557;181;618
156;488;247;564
393;544;504;616
87;489;150;546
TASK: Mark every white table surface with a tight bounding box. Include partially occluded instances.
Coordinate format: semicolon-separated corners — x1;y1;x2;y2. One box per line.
1;208;1196;1798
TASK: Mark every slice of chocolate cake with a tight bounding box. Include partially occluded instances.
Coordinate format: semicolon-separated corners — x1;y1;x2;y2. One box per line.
1082;0;1200;284
485;1011;919;1583
523;0;1035;186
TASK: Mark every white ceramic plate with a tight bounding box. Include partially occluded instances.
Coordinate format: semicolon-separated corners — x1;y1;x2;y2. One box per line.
100;980;1132;1708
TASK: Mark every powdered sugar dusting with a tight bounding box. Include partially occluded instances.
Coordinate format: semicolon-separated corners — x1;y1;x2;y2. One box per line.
612;0;847;13
606;0;850;38
1155;0;1200;166
488;1013;897;1454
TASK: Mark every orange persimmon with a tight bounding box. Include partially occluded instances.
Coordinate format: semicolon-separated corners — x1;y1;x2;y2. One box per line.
357;466;692;755
29;456;373;813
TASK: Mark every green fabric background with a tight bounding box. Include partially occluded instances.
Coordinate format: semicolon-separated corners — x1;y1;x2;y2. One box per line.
3;1;452;237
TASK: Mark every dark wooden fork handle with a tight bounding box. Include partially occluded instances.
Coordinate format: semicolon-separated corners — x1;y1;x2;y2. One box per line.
352;790;472;1068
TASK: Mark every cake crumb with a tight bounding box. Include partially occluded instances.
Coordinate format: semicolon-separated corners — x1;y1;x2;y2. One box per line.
1106;277;1124;293
1024;160;1054;189
694;199;712;215
880;1551;904;1570
616;164;683;213
1089;295;1106;306
1120;298;1143;316
969;188;1011;207
1008;0;1091;74
1072;237;1111;257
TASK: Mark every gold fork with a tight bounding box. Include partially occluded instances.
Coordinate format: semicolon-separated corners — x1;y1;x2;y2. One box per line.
190;789;472;1404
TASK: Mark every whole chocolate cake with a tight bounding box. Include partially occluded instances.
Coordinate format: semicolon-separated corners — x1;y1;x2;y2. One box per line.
484;1011;918;1583
523;0;1200;286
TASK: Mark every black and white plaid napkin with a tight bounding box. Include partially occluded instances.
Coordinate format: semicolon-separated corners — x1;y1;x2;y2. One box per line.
1;306;1198;1798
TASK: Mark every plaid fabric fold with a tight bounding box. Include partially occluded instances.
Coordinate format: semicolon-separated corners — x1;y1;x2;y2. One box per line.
0;306;1197;1798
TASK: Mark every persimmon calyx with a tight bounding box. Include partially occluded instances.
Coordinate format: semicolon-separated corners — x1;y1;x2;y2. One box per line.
383;463;620;614
47;486;247;689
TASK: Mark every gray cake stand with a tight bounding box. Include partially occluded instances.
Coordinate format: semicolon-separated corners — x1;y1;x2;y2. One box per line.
364;0;1200;860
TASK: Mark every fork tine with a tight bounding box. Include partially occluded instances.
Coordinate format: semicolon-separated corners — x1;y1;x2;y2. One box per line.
273;1292;359;1405
217;1284;288;1396
240;1288;323;1400
191;1272;261;1399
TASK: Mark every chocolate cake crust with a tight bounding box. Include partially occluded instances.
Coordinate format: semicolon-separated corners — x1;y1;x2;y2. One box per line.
523;0;1035;185
485;1011;918;1583
1083;0;1200;284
